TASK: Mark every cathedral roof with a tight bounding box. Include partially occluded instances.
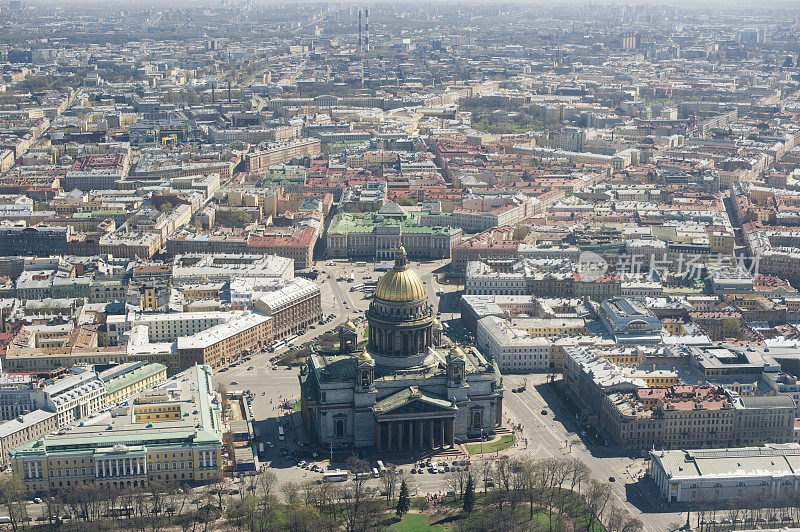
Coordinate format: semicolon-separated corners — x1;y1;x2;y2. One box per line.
372;385;456;416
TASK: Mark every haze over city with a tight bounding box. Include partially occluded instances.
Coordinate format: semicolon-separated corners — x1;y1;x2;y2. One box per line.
1;1;800;531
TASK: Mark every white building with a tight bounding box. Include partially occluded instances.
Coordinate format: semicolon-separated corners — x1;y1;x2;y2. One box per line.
476;315;552;372
651;444;800;503
44;370;107;427
107;311;229;344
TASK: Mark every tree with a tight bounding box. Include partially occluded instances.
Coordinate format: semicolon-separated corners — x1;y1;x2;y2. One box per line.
446;468;469;500
463;474;476;516
0;476;27;532
341;457;378;532
396;480;410;519
283;503;320;532
282;481;302;505
382;466;400;506
584;480;613;532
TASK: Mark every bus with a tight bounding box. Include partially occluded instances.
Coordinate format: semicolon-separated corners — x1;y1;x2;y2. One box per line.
278;426;285;441
271;340;286;351
322;470;349;482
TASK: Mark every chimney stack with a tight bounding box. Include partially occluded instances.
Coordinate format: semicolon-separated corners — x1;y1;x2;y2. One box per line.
365;7;370;52
358;8;362;54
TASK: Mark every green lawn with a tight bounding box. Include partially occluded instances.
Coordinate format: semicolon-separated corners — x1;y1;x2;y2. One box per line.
292;400;301;412
389;513;444;532
465;434;515;455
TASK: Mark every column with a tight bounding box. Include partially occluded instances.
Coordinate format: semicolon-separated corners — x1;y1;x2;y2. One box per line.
440;420;445;449
375;422;382;451
34;461;39;478
102;461;106;477
427;419;434;449
26;462;31;479
448;419;455;446
398;421;404;451
143;458;147;474
137;458;141;475
418;420;424;450
95;461;99;478
387;423;393;452
116;458;120;476
407;421;413;450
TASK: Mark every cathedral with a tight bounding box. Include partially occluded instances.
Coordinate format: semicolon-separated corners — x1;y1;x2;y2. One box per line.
299;246;504;452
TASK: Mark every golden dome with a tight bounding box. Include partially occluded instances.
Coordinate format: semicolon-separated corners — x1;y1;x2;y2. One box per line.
432;318;443;330
374;246;426;302
342;317;357;331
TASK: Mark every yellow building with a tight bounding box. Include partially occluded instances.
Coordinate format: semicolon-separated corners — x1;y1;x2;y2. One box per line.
11;365;223;492
509;318;587;339
628;369;680;387
181;283;224;303
140;286;159;311
598;349;645;367
101;362;168;406
133;393;182;422
708;232;735;255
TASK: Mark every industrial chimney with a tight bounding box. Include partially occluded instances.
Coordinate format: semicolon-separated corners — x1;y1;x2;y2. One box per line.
365;7;370;52
358;8;362;54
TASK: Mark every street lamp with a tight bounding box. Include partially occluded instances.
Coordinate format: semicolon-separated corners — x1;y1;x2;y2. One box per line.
480;427;484;454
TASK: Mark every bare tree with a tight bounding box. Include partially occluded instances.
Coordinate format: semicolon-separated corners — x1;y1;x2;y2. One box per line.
382;466;400;507
446;468;469;500
209;478;227;509
583;480;612;532
44;495;63;527
255;470;278;497
480;459;494;494
604;504;627;532
516;457;543;520
621;515;644;532
0;476;29;532
341;457;379;532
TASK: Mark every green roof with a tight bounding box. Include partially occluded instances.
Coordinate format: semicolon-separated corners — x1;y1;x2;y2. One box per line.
104;363;167;395
328;212;459;237
373;386;456;414
300;198;321;211
11;365;221;459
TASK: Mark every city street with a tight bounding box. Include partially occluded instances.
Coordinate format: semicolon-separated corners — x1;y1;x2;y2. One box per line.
502;374;684;532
